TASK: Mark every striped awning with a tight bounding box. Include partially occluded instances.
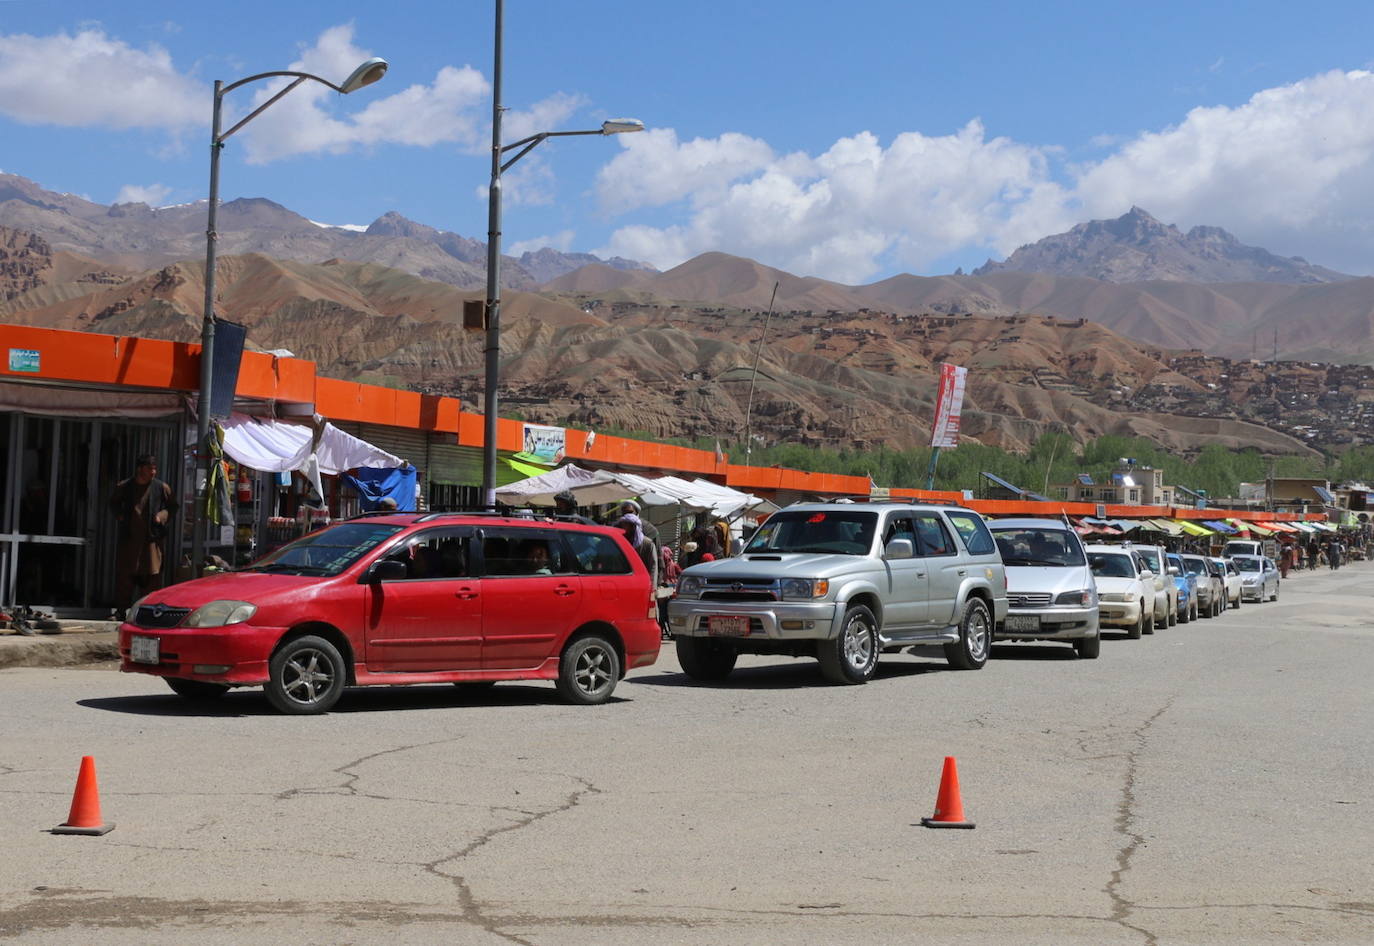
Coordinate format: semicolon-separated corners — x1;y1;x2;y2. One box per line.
1174;520;1214;536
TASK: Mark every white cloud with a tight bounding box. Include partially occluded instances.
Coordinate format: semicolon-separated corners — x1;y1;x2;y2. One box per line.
594;68;1374;280
114;183;172;206
0;29;203;129
596;122;1066;282
238;25;491;163
510;230;576;255
1072;69;1374;270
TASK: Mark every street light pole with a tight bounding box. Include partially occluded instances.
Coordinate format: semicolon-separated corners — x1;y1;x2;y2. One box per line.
479;0;644;509
191;58;388;577
481;0;506;511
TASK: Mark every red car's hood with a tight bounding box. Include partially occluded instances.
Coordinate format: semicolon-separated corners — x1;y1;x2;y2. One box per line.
139;570;332;608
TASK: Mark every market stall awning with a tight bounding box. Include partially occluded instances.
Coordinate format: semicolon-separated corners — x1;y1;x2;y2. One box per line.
1174;520;1214;537
1240;521;1274;536
1203;520;1238;534
493;464;777;517
221;413;403;475
1148;518;1184;536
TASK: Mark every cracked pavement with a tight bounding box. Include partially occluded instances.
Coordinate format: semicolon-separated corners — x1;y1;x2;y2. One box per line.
2;566;1373;944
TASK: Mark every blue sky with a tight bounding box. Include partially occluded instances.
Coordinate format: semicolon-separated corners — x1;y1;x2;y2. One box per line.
3;1;1374;282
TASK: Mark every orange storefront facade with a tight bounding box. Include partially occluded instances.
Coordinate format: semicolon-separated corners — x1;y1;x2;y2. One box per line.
0;324;1321;615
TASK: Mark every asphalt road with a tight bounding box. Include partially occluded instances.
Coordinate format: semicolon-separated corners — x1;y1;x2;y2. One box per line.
2;565;1373;945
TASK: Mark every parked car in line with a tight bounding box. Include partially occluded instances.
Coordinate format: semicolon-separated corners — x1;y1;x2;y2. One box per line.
120;513;663;713
1130;543;1176;628
988;518;1100;659
1212;556;1243;609
667;503;1008;684
1223;539;1263;559
1085;544;1154;639
1180;554;1223;618
1233;554;1280;602
1167;552;1198;623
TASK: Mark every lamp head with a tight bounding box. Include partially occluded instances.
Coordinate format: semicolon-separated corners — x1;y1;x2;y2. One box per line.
601;118;645;135
339;57;389;94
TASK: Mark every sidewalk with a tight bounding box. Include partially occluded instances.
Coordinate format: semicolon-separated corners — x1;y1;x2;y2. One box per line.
0;620;119;670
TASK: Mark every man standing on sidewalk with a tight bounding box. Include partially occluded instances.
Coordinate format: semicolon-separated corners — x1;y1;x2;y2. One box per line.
109;454;176;619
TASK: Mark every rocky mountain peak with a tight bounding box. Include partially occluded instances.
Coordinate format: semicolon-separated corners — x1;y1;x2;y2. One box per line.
365;211;438;239
974;207;1351;285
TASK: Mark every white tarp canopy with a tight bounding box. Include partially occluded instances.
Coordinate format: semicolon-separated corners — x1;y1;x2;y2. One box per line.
495;463;776;518
221;413;403;475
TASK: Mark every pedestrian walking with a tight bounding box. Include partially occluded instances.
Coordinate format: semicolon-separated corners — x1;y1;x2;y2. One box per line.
108;454;176;619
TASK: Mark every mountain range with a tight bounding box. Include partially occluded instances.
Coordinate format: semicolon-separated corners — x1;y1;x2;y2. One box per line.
2;171;1371;458
0;172;654;292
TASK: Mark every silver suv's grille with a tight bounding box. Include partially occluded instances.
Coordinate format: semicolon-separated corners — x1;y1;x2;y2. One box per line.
700;577;778;602
1007;592;1052;608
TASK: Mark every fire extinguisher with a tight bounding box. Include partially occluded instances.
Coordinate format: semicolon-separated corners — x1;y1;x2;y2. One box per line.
236;467;252;504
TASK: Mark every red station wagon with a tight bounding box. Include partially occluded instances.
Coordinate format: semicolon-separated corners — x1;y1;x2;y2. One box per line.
119;513;661;713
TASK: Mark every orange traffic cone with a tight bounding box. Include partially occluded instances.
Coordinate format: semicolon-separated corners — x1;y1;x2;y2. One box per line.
920;756;975;829
52;756;114;836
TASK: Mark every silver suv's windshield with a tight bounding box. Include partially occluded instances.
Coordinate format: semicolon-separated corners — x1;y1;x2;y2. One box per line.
1233;557;1262;572
991;527;1085;567
745;510;878;556
245;522;403;576
1181;558;1207;576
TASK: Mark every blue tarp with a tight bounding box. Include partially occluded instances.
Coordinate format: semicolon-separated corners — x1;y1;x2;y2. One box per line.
344;465;417;511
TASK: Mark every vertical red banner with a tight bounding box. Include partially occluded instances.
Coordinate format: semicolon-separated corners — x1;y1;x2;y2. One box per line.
930;363;967;449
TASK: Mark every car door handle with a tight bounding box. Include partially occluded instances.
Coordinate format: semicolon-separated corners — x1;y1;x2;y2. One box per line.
554;586;576;597
915;571;926;578
454;589;478;600
957;569;966;576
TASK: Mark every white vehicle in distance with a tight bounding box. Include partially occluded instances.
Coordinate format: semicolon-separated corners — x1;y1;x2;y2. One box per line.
1233;554;1280;602
1223;539;1263;558
1211;556;1242;609
988;518;1100;659
1084;544;1155;639
1130;543;1176;628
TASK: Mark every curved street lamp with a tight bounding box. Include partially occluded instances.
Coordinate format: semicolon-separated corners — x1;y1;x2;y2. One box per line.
192;58;388;576
481;0;643;507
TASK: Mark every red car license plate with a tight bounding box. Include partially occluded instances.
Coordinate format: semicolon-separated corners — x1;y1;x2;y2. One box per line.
707;615;750;637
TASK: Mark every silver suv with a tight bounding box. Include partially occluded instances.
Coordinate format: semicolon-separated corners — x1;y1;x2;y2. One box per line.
666;503;1008;685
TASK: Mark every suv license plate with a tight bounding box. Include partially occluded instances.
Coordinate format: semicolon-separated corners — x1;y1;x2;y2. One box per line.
1004;615;1041;632
707;616;750;637
131;635;160;664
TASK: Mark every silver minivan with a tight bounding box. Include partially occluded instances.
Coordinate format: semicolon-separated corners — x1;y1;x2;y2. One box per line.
989;518;1100;658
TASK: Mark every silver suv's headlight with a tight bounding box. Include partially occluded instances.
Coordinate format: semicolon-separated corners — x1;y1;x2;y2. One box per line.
779;578;830;600
183;600;258;628
1054;590;1094;606
677;576;704;598
1098;592;1129;603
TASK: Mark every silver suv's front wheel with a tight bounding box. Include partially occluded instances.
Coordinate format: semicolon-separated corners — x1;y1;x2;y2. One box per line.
944;598;991;670
818;604;880;685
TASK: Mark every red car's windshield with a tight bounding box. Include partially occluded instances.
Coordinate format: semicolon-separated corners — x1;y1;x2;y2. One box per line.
244;522;404;576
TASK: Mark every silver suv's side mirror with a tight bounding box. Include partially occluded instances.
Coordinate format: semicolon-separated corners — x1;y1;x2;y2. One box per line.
884;538;915;560
1167;566;1180;576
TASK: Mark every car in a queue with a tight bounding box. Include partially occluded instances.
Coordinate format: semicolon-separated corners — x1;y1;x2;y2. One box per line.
1233;554;1280;602
1180;554;1223;618
667;502;1007;685
988;518;1100;659
1212;556;1242;610
1085;544;1154;639
1166;552;1198;623
119;513;662;713
1128;542;1175;629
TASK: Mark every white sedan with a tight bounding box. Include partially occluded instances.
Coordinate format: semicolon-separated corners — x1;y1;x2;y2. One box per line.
1211;556;1242;609
1086;544;1155;639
